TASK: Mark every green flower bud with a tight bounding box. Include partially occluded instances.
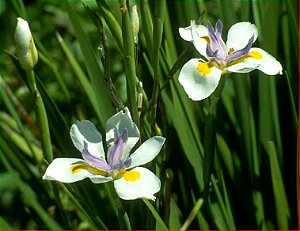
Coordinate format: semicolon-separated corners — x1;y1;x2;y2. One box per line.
130;5;139;44
14;17;38;70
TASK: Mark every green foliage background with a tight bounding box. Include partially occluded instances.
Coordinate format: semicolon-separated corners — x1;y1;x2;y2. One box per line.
0;0;298;229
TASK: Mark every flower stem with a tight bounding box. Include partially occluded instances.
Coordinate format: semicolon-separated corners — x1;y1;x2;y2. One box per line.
108;182;131;229
26;69;53;162
142;198;168;230
209;76;227;114
180;198;204;230
119;0;138;123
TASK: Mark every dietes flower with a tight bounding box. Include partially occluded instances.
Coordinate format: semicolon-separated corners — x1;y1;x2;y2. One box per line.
178;20;283;101
43;108;165;201
14;17;38;70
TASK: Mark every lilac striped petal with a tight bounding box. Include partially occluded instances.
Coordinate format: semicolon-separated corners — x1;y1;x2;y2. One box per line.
207;20;226;60
82;142;110;171
107;128;128;169
226;36;254;63
106;108;140;160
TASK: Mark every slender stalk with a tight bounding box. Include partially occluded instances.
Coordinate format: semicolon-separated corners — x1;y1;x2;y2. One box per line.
26;69;53;162
96;0;123;51
142;198;168;230
180;198;204;230
150;0;166;133
119;0;138;123
108;182;131;229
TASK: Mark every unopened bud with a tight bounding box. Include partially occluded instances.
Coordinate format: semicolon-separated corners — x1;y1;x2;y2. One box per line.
130;5;139;44
14;17;38;70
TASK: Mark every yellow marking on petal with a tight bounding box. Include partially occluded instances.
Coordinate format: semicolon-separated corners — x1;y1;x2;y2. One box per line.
123;171;141;182
200;36;210;44
228;51;263;67
197;62;212;76
70;163;108;176
228;47;234;55
248;51;263;60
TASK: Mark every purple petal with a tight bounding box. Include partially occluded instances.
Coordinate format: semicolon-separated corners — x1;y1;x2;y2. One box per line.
215;19;223;35
82;142;110;171
108;128;128;168
226;36;254;63
207;20;227;60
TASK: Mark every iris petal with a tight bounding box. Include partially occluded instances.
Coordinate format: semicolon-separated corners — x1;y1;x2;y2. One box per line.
226;36;254;62
178;59;222;101
206;20;227;60
114;167;161;201
129;136;165;168
190;20;209;57
82;142;110;171
43;158;95;183
106;108;140;160
226;22;258;51
70;120;105;159
107;128;128;169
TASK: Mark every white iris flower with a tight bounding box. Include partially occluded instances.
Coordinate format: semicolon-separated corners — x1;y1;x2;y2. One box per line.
43;108;165;201
178;19;283;101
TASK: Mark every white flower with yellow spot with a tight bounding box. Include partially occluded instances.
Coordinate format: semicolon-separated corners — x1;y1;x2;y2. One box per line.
43;108;165;201
178;20;283;101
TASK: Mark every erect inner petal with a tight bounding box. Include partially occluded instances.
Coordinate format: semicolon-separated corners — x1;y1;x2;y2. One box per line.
228;49;263;67
107;128;128;169
82;142;110;171
70;162;108;176
206;20;227;61
123;170;141;182
226;36;254;63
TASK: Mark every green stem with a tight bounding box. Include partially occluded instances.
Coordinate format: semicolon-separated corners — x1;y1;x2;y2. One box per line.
209;75;227;114
180;198;204;230
26;69;53;162
142;198;168;230
150;0;166;133
108;182;131;229
119;0;138;123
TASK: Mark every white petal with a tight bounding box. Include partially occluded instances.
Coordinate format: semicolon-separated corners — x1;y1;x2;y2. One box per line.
129;136;165;168
178;59;222;101
227;59;260;73
227;48;283;75
179;24;208;43
190;20;209;57
226;22;258;51
42;158;93;183
90;175;113;184
42;158;112;184
250;48;283;75
114;167;160;200
106;108;140;159
179;26;193;41
70;120;105;159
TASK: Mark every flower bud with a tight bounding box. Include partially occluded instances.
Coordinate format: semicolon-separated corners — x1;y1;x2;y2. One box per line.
130;5;139;44
14;17;38;70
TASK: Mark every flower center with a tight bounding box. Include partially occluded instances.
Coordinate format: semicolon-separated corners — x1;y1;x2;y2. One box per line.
123;171;141;182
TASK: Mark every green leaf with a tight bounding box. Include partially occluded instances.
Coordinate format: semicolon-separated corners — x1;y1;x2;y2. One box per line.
266;141;291;229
